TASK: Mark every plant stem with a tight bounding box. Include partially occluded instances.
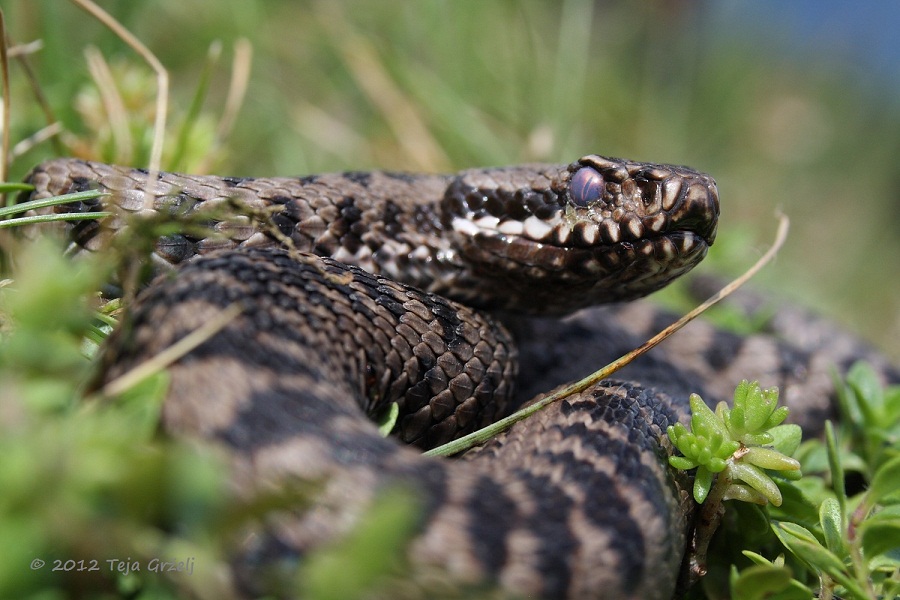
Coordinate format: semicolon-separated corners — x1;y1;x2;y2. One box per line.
687;468;733;584
847;500;876;599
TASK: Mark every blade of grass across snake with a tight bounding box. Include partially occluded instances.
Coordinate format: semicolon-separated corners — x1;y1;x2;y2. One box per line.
0;190;108;219
0;212;113;229
100;303;244;398
0;182;35;194
425;213;790;458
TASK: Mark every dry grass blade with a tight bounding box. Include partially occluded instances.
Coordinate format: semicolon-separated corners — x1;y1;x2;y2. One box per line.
194;38;252;174
6;39;42;58
1;9;11;188
426;213;791;458
316;3;449;171
549;214;791;398
213;40;251;152
7;39;67;157
70;0;168;180
292;98;371;163
101;303;243;398
11;122;62;159
84;45;133;163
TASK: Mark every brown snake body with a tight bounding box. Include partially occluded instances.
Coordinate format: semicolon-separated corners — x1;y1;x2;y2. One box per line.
21;156;899;598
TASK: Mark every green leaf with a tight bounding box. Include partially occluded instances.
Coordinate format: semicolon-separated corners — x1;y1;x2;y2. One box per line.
762;406;790;430
724;483;769;505
694;466;714;504
667;423;692;454
860;517;900;558
772;522;868;599
846;361;884;424
867;454;900;506
819;497;844;555
690;393;729;440
722;381;790;447
731;462;783;506
883;577;900;600
770;480;820;525
669;456;698;470
769;424;803;457
825;421;847;516
743;447;801;472
741;431;775;446
742;550;775;566
884;386;900;423
774;468;803;481
666;423;682;442
744;385;775;432
773;521;819;545
377;402;400;437
170;41;222;172
732;501;778;540
742;551;789;569
730;564;796;600
707;456;728;473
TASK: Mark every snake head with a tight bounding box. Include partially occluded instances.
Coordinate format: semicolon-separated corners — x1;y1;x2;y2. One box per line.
442;154;719;314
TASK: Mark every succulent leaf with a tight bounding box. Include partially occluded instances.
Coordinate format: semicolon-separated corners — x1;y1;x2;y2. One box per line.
743;447;801;472
694;466;714;504
731;462;783;506
723;483;769;505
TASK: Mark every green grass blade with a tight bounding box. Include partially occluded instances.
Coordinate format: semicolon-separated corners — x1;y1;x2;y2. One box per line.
0;182;34;193
0;212;112;229
0;190;108;219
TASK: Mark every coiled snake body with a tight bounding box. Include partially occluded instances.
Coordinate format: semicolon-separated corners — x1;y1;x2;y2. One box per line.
22;156;898;599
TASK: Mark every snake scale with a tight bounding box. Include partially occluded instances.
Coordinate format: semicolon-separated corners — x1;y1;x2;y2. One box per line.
21;155;899;599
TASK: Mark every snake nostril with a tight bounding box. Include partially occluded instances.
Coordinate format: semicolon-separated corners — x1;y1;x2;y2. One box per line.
633;178;661;211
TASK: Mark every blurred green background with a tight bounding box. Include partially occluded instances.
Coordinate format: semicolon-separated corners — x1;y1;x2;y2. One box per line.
5;0;900;359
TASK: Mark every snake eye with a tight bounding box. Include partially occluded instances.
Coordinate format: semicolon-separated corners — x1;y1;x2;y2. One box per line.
569;166;604;207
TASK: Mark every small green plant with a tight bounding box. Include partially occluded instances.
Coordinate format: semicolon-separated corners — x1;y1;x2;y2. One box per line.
0;239;235;599
668;381;802;593
762;364;900;600
0;221;420;599
671;371;900;600
668;381;802;508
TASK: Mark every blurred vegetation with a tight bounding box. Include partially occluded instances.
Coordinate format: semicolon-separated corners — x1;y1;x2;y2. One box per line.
3;0;899;359
1;1;899;598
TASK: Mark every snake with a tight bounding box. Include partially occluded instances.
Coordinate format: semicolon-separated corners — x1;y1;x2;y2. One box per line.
21;156;899;599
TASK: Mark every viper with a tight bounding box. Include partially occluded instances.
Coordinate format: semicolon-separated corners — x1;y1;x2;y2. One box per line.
21;155;898;599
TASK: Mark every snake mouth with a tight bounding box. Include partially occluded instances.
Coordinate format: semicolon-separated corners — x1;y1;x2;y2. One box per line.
443;155;719;313
448;226;712;313
446;156;718;252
